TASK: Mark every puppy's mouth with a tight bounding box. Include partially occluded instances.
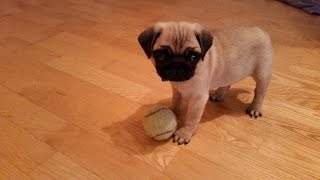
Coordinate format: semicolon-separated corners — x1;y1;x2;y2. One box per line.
156;63;195;82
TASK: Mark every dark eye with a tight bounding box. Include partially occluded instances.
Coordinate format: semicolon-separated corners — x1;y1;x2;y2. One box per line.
190;54;197;61
153;48;171;61
156;53;166;61
185;50;201;62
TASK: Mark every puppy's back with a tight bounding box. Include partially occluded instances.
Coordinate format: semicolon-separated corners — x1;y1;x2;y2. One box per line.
211;26;272;64
212;26;271;49
207;27;273;86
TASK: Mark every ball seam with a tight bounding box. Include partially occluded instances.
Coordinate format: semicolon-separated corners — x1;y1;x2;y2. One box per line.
144;107;168;118
151;128;176;139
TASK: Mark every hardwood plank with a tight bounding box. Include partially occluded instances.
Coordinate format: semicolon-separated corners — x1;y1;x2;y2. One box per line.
102;54;171;94
0;45;11;57
0;156;31;180
0;15;60;43
267;73;320;110
186;112;320;179
15;1;82;21
30;152;102;180
0;117;55;173
208;93;320;151
17;44;62;63
0;53;142;133
14;10;64;27
36;32;115;68
0;0;22;17
0;37;31;51
0;85;69;140
46;125;170;180
164;150;245;180
46;56;151;102
197;92;320;178
184;125;301;179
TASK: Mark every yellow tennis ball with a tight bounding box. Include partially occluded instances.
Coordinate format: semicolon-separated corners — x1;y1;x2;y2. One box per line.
143;106;177;141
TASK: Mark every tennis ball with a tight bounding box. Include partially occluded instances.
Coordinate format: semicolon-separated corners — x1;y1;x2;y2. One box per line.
143;106;177;141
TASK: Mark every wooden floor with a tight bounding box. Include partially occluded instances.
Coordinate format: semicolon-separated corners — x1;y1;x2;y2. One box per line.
0;0;320;179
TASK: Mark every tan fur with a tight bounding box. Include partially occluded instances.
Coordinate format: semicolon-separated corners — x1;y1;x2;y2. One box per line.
142;21;273;144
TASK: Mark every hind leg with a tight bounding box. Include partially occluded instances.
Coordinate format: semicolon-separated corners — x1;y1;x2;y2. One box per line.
246;72;271;118
209;85;231;102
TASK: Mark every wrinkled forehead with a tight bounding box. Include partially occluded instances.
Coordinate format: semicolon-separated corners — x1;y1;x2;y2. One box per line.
153;25;201;54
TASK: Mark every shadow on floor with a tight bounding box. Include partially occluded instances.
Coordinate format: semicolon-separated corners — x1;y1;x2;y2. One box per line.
102;88;252;155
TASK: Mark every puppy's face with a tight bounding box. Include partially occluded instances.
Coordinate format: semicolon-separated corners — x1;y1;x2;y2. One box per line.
138;21;213;82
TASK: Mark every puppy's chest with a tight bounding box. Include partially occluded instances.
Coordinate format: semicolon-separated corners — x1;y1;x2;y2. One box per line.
171;78;207;97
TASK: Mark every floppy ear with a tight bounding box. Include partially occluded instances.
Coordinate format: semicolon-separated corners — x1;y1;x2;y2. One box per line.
138;26;161;59
196;29;213;60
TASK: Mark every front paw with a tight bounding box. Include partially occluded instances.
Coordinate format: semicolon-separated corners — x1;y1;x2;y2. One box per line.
246;106;262;118
172;127;194;145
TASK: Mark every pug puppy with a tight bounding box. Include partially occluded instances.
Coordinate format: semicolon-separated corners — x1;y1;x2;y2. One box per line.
138;21;273;145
